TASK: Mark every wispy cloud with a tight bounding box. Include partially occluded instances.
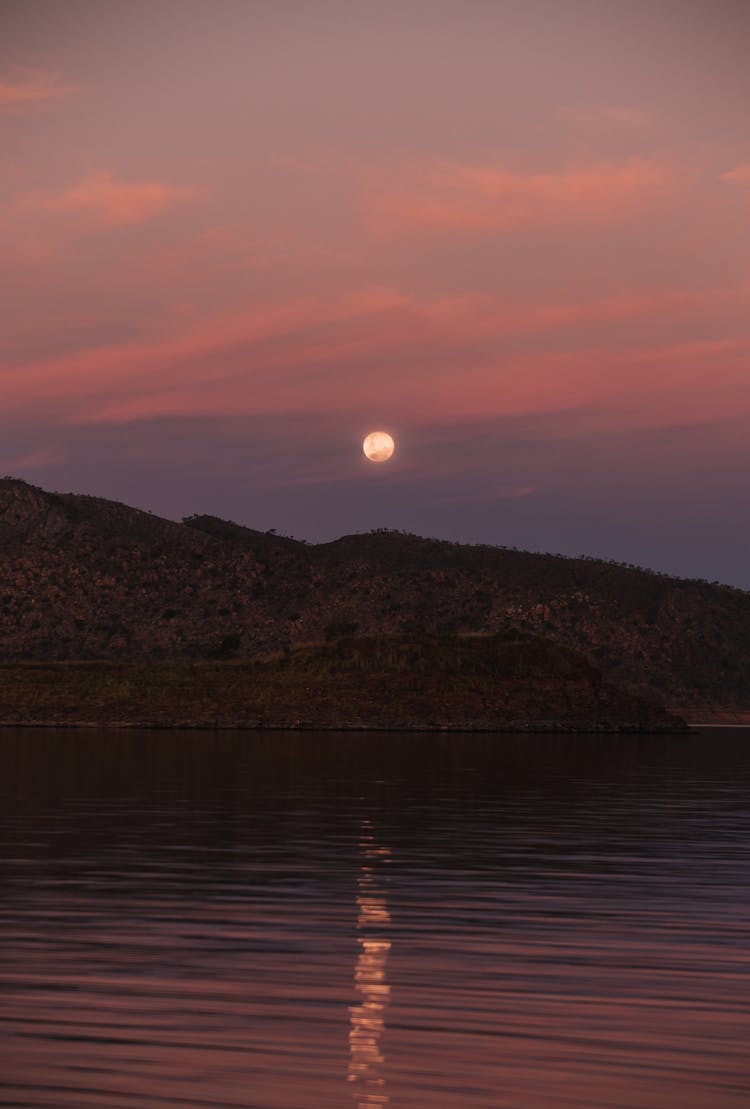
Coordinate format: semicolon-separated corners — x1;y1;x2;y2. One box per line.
0;447;67;471
0;287;411;421
557;105;654;130
367;158;676;236
0;68;77;108
1;280;745;429
720;164;750;186
26;169;197;227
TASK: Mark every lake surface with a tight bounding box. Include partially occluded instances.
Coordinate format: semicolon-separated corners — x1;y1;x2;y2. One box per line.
0;728;749;1108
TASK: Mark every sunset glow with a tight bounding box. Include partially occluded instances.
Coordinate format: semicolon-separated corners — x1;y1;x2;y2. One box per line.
1;1;749;583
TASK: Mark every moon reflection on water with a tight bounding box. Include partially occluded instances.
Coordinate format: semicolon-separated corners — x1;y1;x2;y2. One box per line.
347;819;392;1107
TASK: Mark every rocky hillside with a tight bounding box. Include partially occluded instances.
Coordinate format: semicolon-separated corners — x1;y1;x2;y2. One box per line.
1;478;748;719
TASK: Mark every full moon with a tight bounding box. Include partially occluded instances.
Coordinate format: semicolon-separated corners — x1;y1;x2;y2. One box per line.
363;430;395;463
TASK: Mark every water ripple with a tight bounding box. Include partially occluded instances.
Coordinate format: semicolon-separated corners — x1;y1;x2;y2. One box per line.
1;728;749;1107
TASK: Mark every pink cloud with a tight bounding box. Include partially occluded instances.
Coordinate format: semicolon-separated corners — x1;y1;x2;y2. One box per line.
446;336;750;427
1;279;746;431
0;447;67;471
720;165;750;186
557;105;654;130
0;288;412;420
33;170;197;227
418;288;702;342
0;68;77;108
367;158;676;235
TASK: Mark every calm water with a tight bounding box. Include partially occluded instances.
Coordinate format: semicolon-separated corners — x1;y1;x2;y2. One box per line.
0;728;749;1109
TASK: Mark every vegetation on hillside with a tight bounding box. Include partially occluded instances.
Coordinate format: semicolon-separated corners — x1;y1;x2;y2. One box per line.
0;632;685;731
0;477;748;720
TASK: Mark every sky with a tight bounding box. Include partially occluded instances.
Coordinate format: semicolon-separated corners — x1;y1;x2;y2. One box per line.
2;0;750;586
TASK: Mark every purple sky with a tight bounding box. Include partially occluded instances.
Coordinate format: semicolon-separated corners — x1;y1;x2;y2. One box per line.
2;1;749;585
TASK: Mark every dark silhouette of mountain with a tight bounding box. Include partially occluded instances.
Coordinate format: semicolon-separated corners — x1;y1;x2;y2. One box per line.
0;477;747;720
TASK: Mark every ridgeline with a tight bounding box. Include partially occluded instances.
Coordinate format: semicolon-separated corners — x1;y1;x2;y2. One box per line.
1;477;748;724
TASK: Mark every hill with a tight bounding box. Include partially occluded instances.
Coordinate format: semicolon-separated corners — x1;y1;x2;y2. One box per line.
0;477;748;720
0;633;684;732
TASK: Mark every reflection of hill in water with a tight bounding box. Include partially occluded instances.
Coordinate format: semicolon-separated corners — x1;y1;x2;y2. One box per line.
1;476;748;719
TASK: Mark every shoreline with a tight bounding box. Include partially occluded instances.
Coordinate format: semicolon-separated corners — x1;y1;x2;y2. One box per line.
0;718;691;734
0;639;692;735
